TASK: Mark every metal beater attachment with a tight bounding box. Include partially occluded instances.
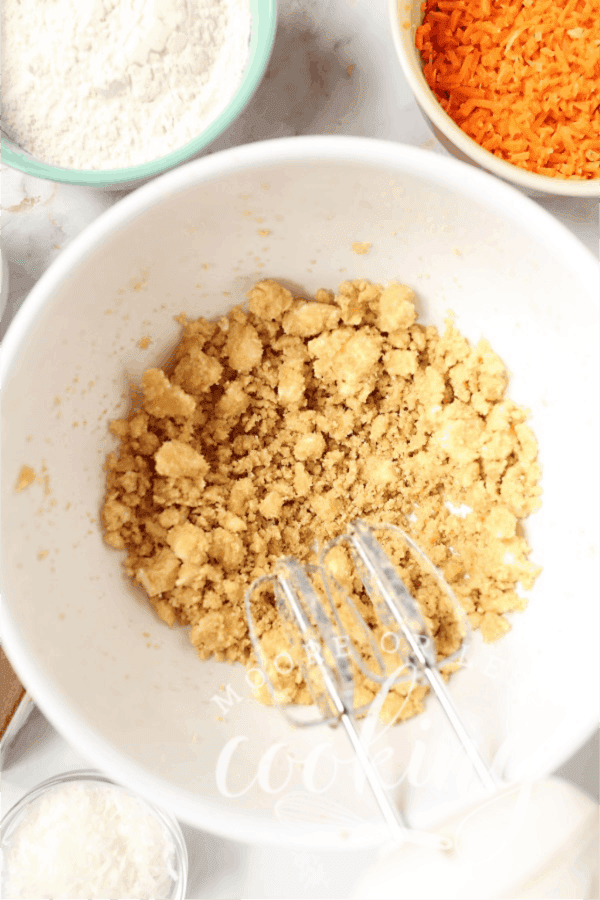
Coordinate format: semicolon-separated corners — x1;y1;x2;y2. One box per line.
245;520;496;844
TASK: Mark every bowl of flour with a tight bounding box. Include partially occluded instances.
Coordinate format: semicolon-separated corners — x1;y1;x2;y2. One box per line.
0;0;276;188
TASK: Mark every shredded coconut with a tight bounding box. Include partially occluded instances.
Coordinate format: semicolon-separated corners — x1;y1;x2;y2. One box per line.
1;0;251;170
1;781;179;898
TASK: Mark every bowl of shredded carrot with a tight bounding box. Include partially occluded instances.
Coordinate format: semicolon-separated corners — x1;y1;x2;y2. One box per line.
390;0;600;196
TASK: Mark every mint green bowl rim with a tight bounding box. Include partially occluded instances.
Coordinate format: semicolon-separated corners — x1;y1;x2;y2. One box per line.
1;0;277;187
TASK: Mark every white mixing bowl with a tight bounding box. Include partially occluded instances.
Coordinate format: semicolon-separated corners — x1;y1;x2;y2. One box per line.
1;137;598;849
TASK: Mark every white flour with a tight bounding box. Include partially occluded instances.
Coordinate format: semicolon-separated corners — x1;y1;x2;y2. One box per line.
1;0;251;170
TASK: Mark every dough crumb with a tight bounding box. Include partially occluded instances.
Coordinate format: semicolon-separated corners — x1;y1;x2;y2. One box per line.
102;278;542;723
351;241;371;255
16;465;36;492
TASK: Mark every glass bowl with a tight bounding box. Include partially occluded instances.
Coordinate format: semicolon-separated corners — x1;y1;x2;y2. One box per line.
1;769;188;899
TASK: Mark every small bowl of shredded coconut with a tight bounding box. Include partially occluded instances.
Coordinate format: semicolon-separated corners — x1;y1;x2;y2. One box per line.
0;0;276;188
1;769;188;899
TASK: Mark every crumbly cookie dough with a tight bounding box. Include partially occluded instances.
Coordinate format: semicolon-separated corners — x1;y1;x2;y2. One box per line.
102;279;541;723
16;465;36;492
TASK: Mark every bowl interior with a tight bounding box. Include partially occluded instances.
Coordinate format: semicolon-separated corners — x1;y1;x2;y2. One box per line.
388;0;600;198
2;140;598;847
0;0;276;187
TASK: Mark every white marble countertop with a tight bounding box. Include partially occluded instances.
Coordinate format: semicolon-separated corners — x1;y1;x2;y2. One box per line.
1;0;598;897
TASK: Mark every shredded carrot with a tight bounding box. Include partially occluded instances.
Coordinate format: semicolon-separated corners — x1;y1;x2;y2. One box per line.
415;0;600;179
